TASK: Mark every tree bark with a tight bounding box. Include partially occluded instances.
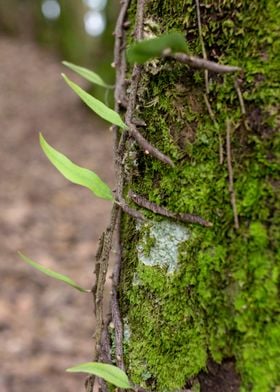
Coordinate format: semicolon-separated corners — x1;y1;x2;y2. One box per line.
114;1;279;391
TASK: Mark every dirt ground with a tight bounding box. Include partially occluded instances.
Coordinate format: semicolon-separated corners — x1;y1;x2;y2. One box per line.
0;36;114;391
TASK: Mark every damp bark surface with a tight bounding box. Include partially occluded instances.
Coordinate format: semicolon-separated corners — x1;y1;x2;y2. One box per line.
114;1;280;391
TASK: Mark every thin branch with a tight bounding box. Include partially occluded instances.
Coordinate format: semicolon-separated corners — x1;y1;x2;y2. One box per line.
129;122;175;166
134;0;146;41
99;314;112;364
218;134;224;165
195;0;209;93
111;212;125;371
113;0;130;107
87;232;106;392
166;53;241;73
129;191;213;227
120;0;174;167
116;197;146;220
234;79;246;115
203;93;215;122
113;0;130;163
85;376;94;392
226;119;239;229
99;377;109;392
94;204;119;361
203;94;224;164
93;2;131;388
124;65;175;167
103;1;147;388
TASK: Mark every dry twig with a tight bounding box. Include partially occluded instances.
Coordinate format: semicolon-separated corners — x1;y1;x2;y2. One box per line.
94;204;119;361
129;191;213;227
203;93;215;122
166;53;241;73
234;79;246;115
129;121;175;166
113;0;130;107
124;65;175;166
203;94;224;164
226;119;239;229
111;212;125;371
116;197;145;220
195;0;209;93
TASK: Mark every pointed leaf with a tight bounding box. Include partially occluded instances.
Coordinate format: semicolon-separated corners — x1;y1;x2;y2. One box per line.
66;362;131;389
39;133;113;200
18;252;89;293
62;61;113;89
127;31;189;64
62;74;127;129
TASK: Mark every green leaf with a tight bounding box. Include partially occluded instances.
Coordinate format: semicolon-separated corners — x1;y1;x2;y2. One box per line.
39;133;113;200
62;61;113;89
127;31;188;64
62;74;127;129
18;252;89;293
66;362;131;389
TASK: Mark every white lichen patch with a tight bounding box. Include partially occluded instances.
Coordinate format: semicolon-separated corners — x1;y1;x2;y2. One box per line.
132;272;142;286
123;319;131;343
137;220;189;273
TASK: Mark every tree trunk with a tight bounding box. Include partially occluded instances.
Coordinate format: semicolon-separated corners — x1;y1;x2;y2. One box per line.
115;1;279;391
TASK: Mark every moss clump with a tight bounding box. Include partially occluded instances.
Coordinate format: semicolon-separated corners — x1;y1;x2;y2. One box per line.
120;1;280;391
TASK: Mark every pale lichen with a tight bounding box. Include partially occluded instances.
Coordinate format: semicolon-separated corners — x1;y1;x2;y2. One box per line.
136;220;189;273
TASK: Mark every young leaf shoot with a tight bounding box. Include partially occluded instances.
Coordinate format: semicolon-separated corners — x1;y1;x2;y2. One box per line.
39;133;113;200
62;61;113;89
127;31;188;64
62;74;127;129
18;252;90;293
66;362;131;389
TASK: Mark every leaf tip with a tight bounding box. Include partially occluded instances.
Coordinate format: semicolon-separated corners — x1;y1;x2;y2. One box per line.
61;73;67;81
39;132;46;149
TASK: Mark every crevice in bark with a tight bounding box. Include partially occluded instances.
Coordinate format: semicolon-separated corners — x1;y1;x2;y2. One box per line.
197;359;241;392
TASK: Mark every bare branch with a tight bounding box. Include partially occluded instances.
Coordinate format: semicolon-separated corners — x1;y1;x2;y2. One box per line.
129;191;213;227
203;93;215;123
195;0;209;92
134;0;146;40
129;122;175;166
203;94;224;164
116;197;146;220
234;79;246;115
94;204;119;361
111;213;125;371
166;53;241;73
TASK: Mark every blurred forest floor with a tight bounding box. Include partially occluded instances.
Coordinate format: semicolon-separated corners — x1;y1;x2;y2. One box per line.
0;36;114;391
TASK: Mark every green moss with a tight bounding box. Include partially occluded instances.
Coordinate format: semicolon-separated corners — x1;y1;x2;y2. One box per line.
120;1;280;391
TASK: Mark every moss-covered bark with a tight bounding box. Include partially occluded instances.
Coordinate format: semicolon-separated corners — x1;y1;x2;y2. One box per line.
119;1;279;391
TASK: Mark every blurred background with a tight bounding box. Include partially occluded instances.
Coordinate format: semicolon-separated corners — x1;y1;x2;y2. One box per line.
0;1;117;390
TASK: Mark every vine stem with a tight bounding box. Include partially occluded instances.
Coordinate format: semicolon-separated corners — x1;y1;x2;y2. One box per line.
89;1;132;391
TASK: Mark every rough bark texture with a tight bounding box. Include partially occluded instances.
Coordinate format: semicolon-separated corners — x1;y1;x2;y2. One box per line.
118;1;279;391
